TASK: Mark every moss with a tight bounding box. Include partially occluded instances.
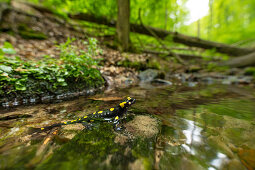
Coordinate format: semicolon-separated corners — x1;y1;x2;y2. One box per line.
36;123;154;170
18;24;47;40
206;62;229;72
117;59;146;70
19;30;47;40
117;58;161;71
147;59;161;70
244;67;255;77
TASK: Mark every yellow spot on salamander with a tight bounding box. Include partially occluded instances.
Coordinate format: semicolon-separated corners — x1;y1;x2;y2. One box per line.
79;118;81;120
90;120;94;122
127;97;131;100
119;102;126;108
64;122;67;124
41;128;44;130
93;112;96;114
84;116;88;118
110;108;114;111
128;102;131;105
115;116;119;120
98;111;103;114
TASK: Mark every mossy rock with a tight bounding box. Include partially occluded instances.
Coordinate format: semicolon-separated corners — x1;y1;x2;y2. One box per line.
117;59;147;70
244;67;255;76
117;58;160;71
19;31;47;40
18;24;47;40
138;69;165;82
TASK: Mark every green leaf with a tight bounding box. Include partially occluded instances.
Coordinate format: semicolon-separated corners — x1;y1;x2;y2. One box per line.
15;85;26;91
0;49;4;56
0;65;13;72
15;80;27;91
2;42;16;54
57;77;65;82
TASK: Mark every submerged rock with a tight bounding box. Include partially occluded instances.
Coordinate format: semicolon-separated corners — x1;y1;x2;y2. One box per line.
125;115;159;138
138;69;165;82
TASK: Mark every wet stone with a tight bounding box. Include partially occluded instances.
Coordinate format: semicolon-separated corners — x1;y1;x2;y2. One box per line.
151;79;172;85
138;69;164;82
125;115;159;138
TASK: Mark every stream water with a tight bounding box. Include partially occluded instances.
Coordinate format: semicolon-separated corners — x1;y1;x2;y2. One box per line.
0;83;255;170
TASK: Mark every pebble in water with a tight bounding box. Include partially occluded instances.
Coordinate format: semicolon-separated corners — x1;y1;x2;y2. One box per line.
41;95;54;102
22;99;28;104
2;102;10;108
29;98;36;103
12;98;19;106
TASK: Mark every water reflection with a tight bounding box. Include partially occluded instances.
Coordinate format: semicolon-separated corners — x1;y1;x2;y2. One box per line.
182;119;202;145
181;118;229;169
210;152;228;169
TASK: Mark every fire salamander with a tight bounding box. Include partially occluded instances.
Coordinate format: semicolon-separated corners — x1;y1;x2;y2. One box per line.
32;97;136;133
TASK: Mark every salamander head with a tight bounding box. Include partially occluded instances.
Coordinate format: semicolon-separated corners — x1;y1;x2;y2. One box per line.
119;97;136;109
126;96;136;106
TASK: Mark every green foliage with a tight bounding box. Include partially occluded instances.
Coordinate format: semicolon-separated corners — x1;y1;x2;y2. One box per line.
27;0;188;32
181;0;255;44
0;39;104;97
26;0;255;48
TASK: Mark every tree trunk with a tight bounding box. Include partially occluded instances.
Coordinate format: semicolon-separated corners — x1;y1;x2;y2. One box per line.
208;0;213;38
116;0;130;51
197;19;200;38
221;52;255;67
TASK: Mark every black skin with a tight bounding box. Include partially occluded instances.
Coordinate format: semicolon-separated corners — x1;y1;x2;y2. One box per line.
32;97;136;133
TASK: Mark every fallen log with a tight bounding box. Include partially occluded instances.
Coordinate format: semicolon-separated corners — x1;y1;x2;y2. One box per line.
220;52;255;67
69;13;254;56
142;49;218;60
145;44;199;51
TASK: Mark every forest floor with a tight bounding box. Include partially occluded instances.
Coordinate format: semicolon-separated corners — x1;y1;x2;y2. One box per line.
1;1;255;91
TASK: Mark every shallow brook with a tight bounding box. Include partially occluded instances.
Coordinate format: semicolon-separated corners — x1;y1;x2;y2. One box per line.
0;83;255;169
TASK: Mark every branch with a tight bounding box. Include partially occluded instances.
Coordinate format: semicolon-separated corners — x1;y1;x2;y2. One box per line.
138;9;186;65
220;52;255;67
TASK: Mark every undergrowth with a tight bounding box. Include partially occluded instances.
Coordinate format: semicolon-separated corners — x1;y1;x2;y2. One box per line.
0;38;104;98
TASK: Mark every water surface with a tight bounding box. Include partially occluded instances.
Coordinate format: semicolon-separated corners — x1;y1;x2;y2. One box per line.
0;83;255;169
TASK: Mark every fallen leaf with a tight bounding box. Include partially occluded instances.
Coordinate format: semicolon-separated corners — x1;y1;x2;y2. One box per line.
88;96;123;101
15;67;29;72
238;148;255;170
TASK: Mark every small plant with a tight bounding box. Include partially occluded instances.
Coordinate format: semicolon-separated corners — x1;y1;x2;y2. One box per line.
0;42;16;56
0;38;104;98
